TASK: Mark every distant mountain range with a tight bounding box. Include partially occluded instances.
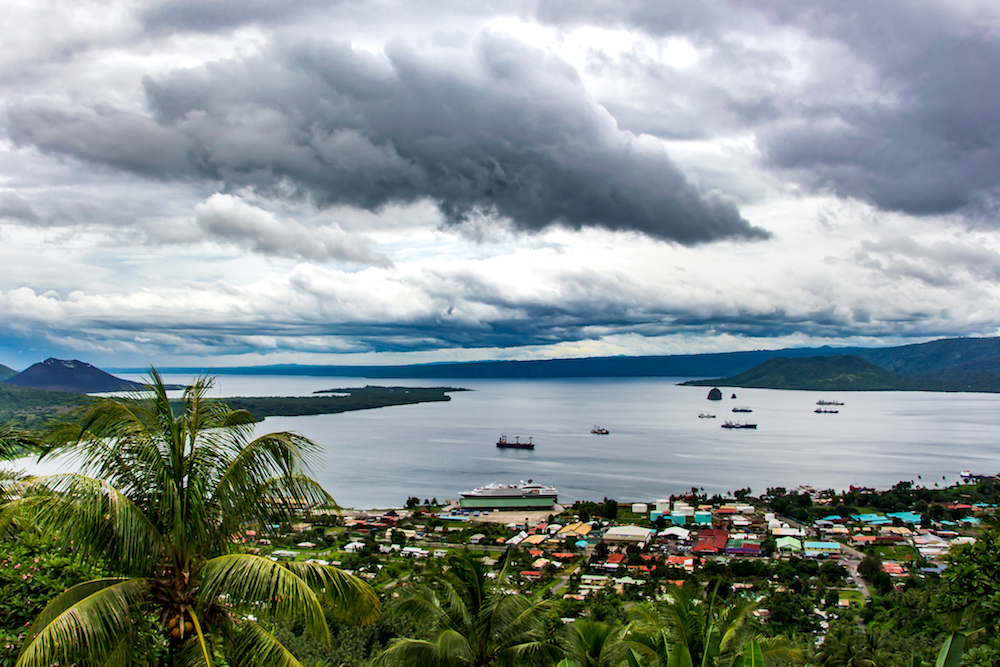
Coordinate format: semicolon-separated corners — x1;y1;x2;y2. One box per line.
3;358;148;393
682;355;927;391
140;336;1000;391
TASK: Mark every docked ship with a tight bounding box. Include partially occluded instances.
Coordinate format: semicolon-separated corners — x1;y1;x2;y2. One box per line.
496;434;534;449
459;480;558;510
721;421;757;429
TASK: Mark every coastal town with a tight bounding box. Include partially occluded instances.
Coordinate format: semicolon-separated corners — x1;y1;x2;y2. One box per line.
250;476;992;631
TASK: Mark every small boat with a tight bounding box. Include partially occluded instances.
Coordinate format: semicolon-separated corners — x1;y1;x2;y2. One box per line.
816;400;844;406
721;421;757;429
496;435;535;450
591;426;610;435
698;413;716;419
732;407;753;413
814;408;839;414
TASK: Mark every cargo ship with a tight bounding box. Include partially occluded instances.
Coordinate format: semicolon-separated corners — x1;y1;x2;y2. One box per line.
721;421;757;429
496;435;534;449
459;480;558;510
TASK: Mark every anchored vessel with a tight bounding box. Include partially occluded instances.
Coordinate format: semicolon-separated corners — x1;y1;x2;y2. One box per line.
814;408;839;414
496;435;534;449
721;421;757;429
699;413;716;418
816;400;845;406
459;480;558;510
591;426;610;435
732;407;753;413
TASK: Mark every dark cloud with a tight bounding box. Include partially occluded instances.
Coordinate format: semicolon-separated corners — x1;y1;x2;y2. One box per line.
139;0;337;34
537;0;1000;221
0;194;40;222
7;32;769;245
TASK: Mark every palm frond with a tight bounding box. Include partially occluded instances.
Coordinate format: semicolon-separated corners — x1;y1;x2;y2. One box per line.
197;553;329;643
16;578;149;667
223;618;307;667
282;560;381;624
377;631;473;667
2;474;165;573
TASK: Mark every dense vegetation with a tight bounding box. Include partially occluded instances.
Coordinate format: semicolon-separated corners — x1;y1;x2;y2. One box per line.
0;383;82;431
683;355;929;391
227;386;463;419
1;371;380;666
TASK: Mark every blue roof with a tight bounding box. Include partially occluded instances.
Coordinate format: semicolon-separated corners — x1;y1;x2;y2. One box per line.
886;511;923;524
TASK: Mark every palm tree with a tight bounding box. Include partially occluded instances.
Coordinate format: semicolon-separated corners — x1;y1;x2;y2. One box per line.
625;583;798;667
1;370;380;667
0;423;37;495
559;618;627;667
376;550;556;666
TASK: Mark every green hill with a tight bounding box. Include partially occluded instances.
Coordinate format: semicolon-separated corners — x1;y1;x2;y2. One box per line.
0;363;17;382
682;355;927;391
854;337;1000;391
0;383;83;430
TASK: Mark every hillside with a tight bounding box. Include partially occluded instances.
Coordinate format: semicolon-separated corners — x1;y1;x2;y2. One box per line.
0;383;82;430
4;358;147;393
0;363;16;382
854;337;1000;391
682;355;928;391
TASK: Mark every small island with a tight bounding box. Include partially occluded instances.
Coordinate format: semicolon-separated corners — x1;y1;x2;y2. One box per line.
224;385;467;420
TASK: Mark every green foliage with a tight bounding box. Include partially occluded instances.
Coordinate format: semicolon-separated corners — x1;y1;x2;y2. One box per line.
682;355;927;391
0;384;82;432
2;370;380;667
0;531;102;667
378;550;557;667
932;527;1000;662
226;386;460;419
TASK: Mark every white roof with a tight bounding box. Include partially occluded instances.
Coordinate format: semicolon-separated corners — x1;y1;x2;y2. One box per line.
604;525;654;539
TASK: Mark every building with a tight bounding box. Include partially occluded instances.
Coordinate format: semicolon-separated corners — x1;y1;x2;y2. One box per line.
602;525;654;546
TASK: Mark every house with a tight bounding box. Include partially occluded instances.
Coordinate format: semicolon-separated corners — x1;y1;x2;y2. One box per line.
803;541;841;558
692;528;729;555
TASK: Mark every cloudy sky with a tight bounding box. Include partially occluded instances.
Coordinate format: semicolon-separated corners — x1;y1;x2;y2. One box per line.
2;0;1000;370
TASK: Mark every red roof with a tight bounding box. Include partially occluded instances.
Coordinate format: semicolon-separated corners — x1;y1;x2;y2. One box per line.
692;528;729;554
606;553;627;564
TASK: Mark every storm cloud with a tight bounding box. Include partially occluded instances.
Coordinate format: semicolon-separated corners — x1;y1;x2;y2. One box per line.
2;0;1000;368
538;0;1000;220
7;31;768;245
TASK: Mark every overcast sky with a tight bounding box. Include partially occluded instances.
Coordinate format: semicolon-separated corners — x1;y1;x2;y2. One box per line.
2;0;1000;370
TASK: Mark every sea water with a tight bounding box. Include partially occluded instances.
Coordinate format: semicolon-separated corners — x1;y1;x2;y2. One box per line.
21;374;1000;509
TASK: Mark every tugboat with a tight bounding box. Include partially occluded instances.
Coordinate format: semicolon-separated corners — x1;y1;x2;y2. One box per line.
721;421;757;429
591;426;610;435
496;435;535;450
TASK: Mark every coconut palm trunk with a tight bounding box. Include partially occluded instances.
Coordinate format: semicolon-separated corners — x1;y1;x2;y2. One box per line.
1;370;380;667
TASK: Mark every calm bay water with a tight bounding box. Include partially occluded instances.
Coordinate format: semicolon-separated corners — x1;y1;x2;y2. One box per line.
23;374;1000;509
